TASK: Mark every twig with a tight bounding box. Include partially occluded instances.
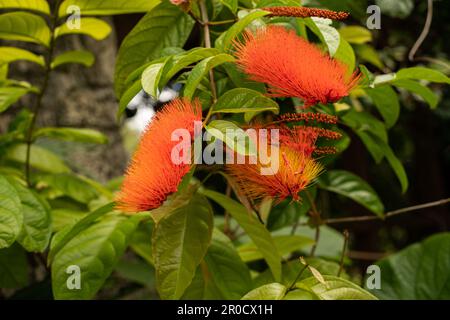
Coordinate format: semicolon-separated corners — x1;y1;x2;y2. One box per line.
323;197;450;225
24;0;62;186
347;250;386;261
288;259;309;291
309;225;320;257
337;230;349;277
408;0;433;61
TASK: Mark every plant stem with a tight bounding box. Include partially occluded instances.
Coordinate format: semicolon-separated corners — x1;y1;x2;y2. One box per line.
288;261;309;291
309;225;320;257
199;0;218;127
337;230;349;277
323;197;450;225
24;0;62;186
408;0;433;61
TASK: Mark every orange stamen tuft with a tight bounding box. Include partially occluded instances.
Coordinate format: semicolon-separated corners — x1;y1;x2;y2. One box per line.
234;26;360;107
116;98;201;213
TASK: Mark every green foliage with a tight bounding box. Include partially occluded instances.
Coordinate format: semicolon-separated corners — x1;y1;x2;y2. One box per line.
369;233;450;299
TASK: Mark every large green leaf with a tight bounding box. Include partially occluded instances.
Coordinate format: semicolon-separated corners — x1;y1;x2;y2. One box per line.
153;194;214;300
201;190;282;281
114;2;194;96
318;170;384;217
54;18;111;41
51;214;139;299
395;67;450;84
392;79;438;109
9;179;51;252
0;175;22;249
205;120;257;157
141;57;172;98
0;87;30;113
242;283;287;300
297;275;377;300
0;47;45;67
33;127;108;144
215;10;270;52
47;202;115;264
238;235;314;262
37;173;99;204
4;144;70;173
339;26;372;44
0;12;50;46
51;50;95;69
0;243;29;288
369;233;450;299
58;0;160;17
212;88;279;115
305;17;340;56
365;85;400;128
0;0;50;15
182;229;252;299
183;54;235;99
161;47;219;86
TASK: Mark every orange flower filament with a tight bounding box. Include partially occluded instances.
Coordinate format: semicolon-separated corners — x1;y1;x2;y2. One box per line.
116;98;201;212
234;26;360;107
227;127;323;202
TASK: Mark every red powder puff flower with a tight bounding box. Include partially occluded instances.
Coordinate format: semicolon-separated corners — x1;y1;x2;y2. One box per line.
234;26;360;107
264;6;349;20
227;127;323;202
116;98;201;213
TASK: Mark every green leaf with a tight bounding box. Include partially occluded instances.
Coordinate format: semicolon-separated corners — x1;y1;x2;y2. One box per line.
47;202;115;264
238;235;314;262
216;10;270;52
37;173;99;204
59;0;161;17
141;57;172;98
297;275;377;300
318;170;384;217
114;2;195;96
212;88;279;115
0;0;50;15
339;26;372;44
0;243;29;288
162;47;219;85
0;47;45;66
206;120;257;156
0;175;23;249
201;189;282;281
375;0;414;18
392;79;438;109
369;133;409;193
365;85;400;128
0;87;29;113
183;229;252;299
396;67;450;84
242;283;287;300
183;53;235;99
33;127;108;144
4;144;70;173
153;194;214;300
0;12;51;46
54;18;111;41
129;221;154;265
51;209;86;232
369;232;450;299
354;44;384;70
117;79;141;118
221;0;238;13
51;214;139;299
9;179;51;252
51;50;95;69
305;17;340;56
334;37;355;72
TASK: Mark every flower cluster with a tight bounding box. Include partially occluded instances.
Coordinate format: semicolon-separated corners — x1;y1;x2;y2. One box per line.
117;7;357;212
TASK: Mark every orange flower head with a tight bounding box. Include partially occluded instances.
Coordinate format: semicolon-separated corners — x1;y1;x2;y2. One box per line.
116;98;201;212
234;26;360;107
227;127;323;202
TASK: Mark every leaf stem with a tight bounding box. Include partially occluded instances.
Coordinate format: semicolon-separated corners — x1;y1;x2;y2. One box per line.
24;0;62;186
337;229;349;277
